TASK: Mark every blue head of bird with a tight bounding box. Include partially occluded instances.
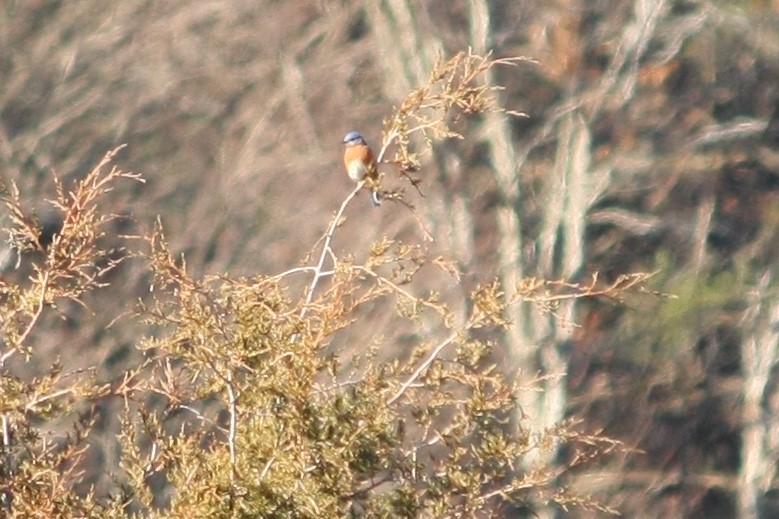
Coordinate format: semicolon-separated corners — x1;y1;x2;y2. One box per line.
343;131;366;146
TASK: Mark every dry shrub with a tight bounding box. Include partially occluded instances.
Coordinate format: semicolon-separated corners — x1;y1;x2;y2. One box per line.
0;52;656;518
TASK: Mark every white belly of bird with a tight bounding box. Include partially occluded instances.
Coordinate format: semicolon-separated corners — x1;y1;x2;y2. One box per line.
347;161;368;181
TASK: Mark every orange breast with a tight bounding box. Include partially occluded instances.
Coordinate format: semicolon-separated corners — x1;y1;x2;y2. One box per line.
344;144;373;167
344;144;376;181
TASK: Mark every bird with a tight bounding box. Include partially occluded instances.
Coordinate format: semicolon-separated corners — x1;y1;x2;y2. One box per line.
342;131;381;206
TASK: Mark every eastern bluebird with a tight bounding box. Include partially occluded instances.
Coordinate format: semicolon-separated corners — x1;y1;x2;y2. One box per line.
343;131;381;206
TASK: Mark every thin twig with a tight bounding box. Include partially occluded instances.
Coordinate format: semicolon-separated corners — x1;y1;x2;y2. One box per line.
2;272;50;368
299;182;363;321
1;413;11;512
24;386;76;412
226;371;238;485
386;329;461;405
270;266;323;281
354;265;444;314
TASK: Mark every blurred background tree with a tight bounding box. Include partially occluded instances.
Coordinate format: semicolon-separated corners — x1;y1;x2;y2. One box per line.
2;0;779;517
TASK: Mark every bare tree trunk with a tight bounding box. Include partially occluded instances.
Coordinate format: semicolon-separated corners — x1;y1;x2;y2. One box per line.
367;1;440;101
468;6;604;518
738;272;779;518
